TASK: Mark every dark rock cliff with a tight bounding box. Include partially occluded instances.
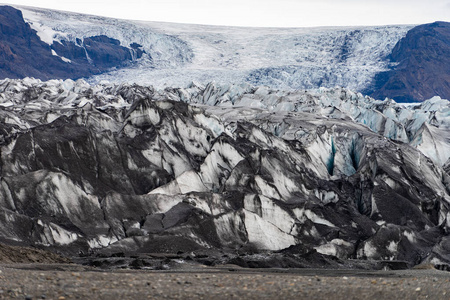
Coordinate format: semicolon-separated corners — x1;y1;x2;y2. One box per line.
368;22;450;102
0;6;143;80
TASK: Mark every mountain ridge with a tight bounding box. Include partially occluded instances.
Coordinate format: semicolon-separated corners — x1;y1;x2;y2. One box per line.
0;6;144;80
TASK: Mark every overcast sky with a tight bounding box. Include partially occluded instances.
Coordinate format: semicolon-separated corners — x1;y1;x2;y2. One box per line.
2;0;450;27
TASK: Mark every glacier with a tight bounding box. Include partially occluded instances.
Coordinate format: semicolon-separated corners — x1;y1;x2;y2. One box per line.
1;5;450;270
0;78;449;269
14;5;411;93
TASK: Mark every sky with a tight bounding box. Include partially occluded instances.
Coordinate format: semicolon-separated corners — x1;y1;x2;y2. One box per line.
2;0;450;27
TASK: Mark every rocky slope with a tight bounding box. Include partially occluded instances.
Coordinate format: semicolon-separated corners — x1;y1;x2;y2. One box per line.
368;22;450;102
0;243;70;263
0;5;189;81
0;78;449;269
0;6;148;80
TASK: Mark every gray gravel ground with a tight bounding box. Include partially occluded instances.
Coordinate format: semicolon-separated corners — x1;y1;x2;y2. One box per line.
1;264;450;299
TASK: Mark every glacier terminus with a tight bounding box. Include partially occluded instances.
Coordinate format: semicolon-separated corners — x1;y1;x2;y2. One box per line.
0;5;449;270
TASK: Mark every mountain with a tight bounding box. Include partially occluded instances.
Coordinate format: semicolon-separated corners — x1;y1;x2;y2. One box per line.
0;78;449;269
2;5;449;102
367;22;450;102
0;6;146;80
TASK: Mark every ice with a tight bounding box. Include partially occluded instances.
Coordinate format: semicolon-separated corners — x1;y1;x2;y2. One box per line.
150;170;207;195
161;149;193;178
23;11;62;45
403;231;417;243
199;141;244;190
21;6;194;72
243;210;296;250
293;208;336;228
48;223;79;245
259;156;301;199
421;96;449;111
88;235;118;249
306;131;335;176
244;195;295;234
194;113;225;137
43;172;103;227
16;5;412;92
314;243;338;257
182;84;449;166
430;257;446;266
213;212;246;247
175;118;210;157
362;241;378;258
410;124;450;166
128;105;161;127
0;76;449;262
176;171;208;194
38;221;79;246
304;209;336;228
314;239;352;258
386;240;398;254
254;176;281;200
